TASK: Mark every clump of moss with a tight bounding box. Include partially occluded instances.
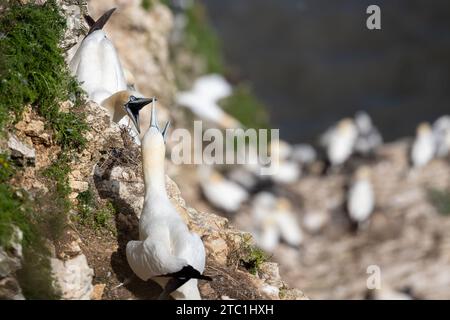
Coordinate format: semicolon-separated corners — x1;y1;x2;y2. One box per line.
221;84;270;131
235;236;269;275
76;188;116;233
185;2;224;74
0;0;87;150
428;188;450;216
0;153;60;299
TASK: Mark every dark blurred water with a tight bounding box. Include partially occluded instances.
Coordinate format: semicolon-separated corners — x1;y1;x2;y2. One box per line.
203;0;450;143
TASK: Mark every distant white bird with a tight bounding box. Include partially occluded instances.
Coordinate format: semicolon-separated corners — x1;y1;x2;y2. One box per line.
432;115;450;158
176;74;240;128
126;102;210;300
252;194;303;253
69;8;127;104
303;210;328;234
269;140;301;184
411;122;436;168
354;111;383;156
325;118;358;167
347;166;375;227
291;144;317;165
199;167;249;213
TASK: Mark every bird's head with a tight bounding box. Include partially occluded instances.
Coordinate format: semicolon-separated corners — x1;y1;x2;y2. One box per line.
337;118;356;134
123;94;155;134
142;99;170;153
417;122;432;136
354;166;371;181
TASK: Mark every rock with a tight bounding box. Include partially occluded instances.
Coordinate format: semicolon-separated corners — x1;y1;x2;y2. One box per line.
0;227;24;300
51;254;94;300
8;134;36;166
90;283;106;300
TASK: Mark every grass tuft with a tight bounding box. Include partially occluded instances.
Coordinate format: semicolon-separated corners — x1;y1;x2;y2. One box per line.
428;188;450;216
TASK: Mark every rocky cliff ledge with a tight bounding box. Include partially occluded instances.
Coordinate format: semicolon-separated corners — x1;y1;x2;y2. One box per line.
0;0;306;300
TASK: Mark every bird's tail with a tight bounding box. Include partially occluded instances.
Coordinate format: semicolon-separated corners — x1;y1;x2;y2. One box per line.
84;8;116;36
156;265;212;300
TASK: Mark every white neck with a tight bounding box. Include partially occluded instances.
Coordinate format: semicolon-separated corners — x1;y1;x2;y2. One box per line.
142;142;167;201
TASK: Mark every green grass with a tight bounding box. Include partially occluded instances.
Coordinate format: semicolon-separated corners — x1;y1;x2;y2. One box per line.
76;188;116;233
0;0;91;299
238;236;269;275
0;0;88;150
428;188;450;216
185;2;224;74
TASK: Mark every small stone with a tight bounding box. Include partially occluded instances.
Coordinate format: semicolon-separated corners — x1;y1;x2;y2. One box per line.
90;283;106;300
8;134;36;166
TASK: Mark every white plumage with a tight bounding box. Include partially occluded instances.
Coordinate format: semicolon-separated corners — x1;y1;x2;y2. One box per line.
126;104;206;300
69;10;126;104
354;111;383;156
176;74;240;128
411;122;436;168
432;115;450;158
199;168;249;213
347;167;375;225
325;118;358;167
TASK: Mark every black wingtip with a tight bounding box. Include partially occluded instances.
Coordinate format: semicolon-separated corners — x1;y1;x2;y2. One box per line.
87;8;117;35
156;265;213;282
83;14;95;28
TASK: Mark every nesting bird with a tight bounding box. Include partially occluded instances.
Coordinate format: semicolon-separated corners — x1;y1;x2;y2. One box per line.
346;166;375;229
199;167;249;214
354;111;383;156
176;74;240;128
269;140;301;184
411;122;436;168
69;8;127;104
126;101;210;300
432;115;450;158
324;118;358;168
251;193;303;253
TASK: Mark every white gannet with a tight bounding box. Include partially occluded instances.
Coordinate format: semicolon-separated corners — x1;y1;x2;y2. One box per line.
269;140;301;184
100;90;154;134
411;122;436;168
69;8;127;104
199;167;249;213
354;111;383;156
326;118;358;167
432;115;450;158
302;210;328;234
291;143;317;165
126;102;210;300
176;74;241;128
347;166;375;228
251;194;303;253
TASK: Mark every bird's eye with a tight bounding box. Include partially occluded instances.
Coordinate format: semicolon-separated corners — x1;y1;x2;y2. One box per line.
129;95;136;101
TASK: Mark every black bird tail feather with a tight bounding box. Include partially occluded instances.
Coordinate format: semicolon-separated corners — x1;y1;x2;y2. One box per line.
85;8;116;36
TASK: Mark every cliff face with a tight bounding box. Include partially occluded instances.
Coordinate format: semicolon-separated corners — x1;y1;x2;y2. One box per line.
0;0;306;300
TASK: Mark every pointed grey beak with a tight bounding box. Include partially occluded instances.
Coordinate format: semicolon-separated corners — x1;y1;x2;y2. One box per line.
126;97;155;134
150;98;159;129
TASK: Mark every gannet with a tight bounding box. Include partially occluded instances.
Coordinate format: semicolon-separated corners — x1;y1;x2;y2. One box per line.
291;143;317;165
347;166;375;228
269;140;301;184
326;118;358;167
303;210;328;234
199;167;249;213
252;194;303;252
354;111;383;156
411;122;436;168
100;90;154;134
69;8;127;104
176;74;240;128
432;115;450;158
126;101;210;300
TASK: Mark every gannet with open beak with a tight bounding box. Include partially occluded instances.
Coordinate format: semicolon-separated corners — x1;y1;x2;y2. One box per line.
347;166;375;228
354;111;383;156
100;90;154;134
69;8;127;104
326;118;358;167
199;167;249;214
411;122;436;168
126;101;210;300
